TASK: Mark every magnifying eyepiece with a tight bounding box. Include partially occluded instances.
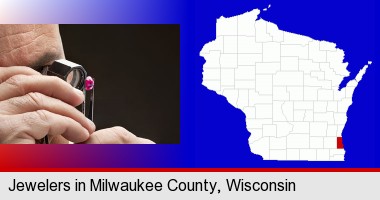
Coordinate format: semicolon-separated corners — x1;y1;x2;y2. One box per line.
66;68;85;88
45;59;87;89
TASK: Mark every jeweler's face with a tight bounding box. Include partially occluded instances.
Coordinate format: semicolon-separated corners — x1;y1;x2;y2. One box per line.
0;24;64;67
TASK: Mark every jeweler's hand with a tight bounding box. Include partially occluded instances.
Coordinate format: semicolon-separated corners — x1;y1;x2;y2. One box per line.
83;126;155;144
0;66;95;144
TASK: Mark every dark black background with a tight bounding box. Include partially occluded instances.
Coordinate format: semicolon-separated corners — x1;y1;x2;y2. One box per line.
59;25;180;144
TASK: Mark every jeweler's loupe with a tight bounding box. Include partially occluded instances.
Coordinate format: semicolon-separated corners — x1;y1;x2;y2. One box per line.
37;59;87;89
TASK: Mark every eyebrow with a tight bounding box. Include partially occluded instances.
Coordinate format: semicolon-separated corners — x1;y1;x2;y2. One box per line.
30;51;63;69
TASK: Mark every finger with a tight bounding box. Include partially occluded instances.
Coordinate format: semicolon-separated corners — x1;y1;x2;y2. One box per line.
83;126;155;144
49;135;69;144
0;66;40;84
0;92;96;133
0;74;84;106
1;110;90;143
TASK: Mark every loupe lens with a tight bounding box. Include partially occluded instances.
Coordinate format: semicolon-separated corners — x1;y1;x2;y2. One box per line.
66;69;84;88
39;60;87;89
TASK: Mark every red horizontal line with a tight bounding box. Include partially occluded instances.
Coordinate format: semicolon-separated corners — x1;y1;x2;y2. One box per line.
0;168;380;172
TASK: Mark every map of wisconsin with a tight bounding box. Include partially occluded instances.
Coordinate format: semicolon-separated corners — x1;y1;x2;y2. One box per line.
200;8;370;161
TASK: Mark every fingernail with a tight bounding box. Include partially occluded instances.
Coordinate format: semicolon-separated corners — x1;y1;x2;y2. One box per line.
87;118;96;133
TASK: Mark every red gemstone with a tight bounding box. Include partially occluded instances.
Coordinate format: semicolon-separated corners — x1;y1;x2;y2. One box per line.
85;76;94;91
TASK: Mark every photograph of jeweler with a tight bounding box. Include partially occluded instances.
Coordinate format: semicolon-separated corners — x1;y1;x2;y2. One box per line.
0;24;180;144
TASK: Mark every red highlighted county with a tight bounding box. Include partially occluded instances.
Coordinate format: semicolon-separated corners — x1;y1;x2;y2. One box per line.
337;137;344;149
